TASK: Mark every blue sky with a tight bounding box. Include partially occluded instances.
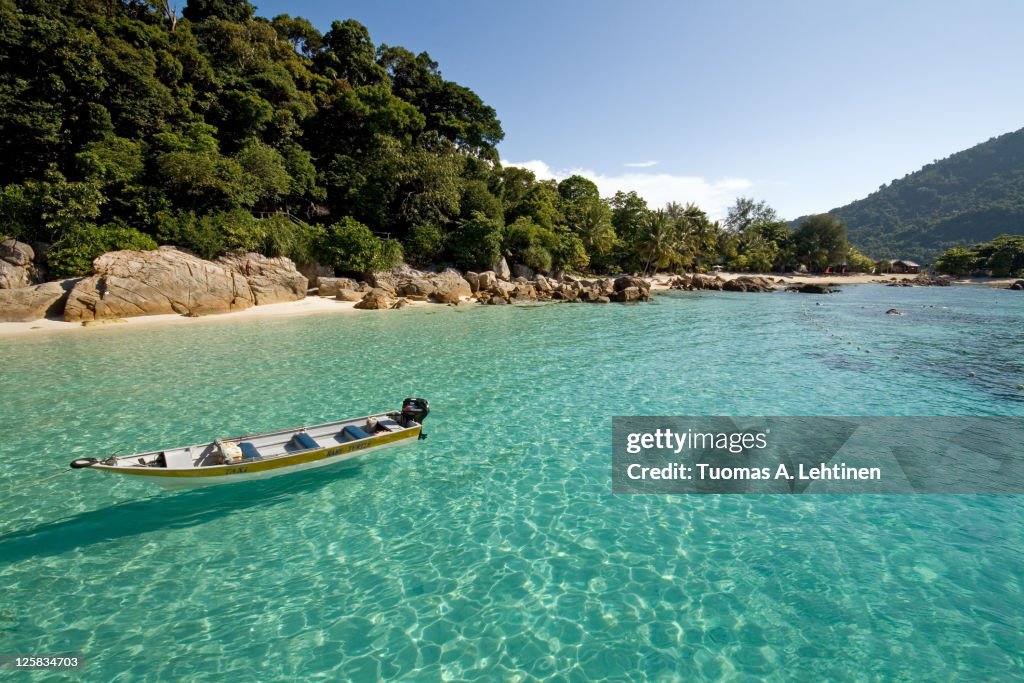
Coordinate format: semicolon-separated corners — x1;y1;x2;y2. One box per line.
255;0;1024;219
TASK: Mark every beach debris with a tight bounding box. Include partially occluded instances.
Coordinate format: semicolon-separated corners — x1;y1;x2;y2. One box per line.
81;318;127;326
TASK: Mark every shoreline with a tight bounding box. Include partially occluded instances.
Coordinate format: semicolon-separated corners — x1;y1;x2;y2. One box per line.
0;272;1015;339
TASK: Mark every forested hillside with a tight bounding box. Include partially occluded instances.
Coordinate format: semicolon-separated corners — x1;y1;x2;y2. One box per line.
818;127;1024;261
0;0;865;278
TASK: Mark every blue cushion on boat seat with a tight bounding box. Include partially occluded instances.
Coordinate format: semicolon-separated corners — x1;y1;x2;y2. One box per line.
240;442;261;461
294;432;318;450
342;425;371;441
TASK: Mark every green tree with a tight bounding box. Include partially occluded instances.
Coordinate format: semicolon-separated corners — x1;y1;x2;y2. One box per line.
48;222;158;277
319;216;402;275
793;214;850;271
183;0;255;23
446;212;502;272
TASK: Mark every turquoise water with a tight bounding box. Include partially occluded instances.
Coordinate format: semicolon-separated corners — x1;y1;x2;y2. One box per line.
1;285;1023;681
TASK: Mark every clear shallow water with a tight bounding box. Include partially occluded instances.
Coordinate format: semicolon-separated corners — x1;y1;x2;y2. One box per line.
1;285;1022;681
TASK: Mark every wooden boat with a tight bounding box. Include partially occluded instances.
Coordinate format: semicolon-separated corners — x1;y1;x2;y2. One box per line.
69;398;430;489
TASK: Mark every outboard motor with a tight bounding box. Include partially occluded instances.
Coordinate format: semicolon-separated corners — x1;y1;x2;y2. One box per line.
401;397;430;428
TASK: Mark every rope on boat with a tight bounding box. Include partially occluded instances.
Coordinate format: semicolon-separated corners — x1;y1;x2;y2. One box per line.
19;467;74;489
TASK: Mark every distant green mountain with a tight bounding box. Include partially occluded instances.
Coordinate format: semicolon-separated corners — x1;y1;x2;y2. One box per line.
804;127;1024;262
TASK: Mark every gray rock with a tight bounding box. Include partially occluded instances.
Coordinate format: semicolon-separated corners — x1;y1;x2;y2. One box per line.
464;271;480;292
495;257;511;281
513;263;535;280
786;283;834;294
0;239;34;267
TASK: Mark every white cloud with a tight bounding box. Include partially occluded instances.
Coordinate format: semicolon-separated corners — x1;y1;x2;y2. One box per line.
502;159;753;219
624;160;659;168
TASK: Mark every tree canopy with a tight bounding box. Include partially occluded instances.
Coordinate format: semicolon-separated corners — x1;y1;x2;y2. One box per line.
0;1;890;279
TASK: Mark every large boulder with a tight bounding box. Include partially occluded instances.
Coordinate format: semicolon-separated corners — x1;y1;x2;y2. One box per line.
298;261;333;289
786;283;834;294
430;271;471;303
64;247;255;322
613;275;651;293
0;281;69;322
723;276;776;292
216;253;307;305
477;271;499;291
495;257;511;281
398;277;436;298
0;240;36;289
512;263;535;280
353;288;394;310
0;239;34;267
1008;280;1024;291
318;277;361;297
335;289;364;302
464;271;480;293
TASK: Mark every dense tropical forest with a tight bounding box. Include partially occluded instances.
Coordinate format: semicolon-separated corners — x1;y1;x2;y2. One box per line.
1;0;865;279
935;235;1024;277
811;127;1024;262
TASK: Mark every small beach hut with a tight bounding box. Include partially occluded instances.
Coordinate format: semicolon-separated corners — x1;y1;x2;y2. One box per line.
890;260;920;274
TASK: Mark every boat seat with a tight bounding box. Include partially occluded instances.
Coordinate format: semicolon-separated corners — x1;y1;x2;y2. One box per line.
240;442;261;461
341;425;371;442
376;418;403;432
292;432;319;450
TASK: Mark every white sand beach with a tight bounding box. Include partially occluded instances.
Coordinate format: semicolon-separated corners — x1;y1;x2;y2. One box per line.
2;272;1016;339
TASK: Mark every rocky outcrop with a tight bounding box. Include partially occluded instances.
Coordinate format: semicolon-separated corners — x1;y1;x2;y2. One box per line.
397;277;436;298
786;283;835;294
512;263;534;280
318;277;361;297
216;253;307;305
722;276;776;292
335;289;364;301
0;281;70;322
364;266;472;304
1008;280;1024;291
353;288;394;310
668;274;726;291
913;274;952;286
610;276;652;302
64;247;255;322
429;270;472;303
0;239;37;289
